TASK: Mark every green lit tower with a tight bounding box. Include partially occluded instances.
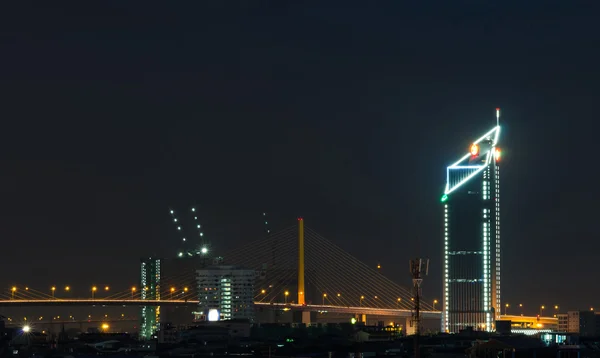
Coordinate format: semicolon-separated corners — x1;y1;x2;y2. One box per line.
140;257;161;340
441;109;502;333
139;206;211;340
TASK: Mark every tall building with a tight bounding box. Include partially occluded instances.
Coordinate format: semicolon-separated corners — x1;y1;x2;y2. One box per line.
441;109;501;333
196;265;255;322
140;257;161;340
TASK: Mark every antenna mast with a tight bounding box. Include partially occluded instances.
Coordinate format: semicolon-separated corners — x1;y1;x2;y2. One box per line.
410;258;429;358
496;107;500;126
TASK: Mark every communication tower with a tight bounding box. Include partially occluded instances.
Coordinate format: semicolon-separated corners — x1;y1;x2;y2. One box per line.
410;258;429;358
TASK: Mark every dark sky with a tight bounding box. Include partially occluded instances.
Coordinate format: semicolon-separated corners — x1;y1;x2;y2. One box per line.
1;1;599;314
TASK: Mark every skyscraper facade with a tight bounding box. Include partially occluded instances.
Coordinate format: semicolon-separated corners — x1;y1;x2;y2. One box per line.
441;110;501;333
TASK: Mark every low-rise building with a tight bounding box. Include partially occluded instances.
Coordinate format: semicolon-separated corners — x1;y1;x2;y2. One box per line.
557;313;568;332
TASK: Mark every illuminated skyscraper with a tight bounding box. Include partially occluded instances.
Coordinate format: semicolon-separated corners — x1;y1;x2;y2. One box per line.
441;109;501;333
140;257;161;340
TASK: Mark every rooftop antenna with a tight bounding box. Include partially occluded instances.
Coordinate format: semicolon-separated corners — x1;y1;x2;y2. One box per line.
410;258;429;358
496;107;500;127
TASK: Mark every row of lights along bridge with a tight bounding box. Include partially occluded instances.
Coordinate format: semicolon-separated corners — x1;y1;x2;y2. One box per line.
259;289;436;308
11;285;429;305
503;304;596;317
9;286;189;299
10;285;597;317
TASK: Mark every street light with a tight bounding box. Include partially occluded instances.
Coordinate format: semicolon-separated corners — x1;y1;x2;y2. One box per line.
91;286;97;299
104;286;109;291
322;293;327;305
433;299;438;310
260;289;266;301
131;287;136;299
284;291;289;304
360;295;364;306
65;286;70;292
540;305;545;317
554;305;559;313
505;303;509;315
51;286;56;298
11;287;16;299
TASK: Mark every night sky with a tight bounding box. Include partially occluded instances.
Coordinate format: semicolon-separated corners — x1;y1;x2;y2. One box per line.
1;2;599;314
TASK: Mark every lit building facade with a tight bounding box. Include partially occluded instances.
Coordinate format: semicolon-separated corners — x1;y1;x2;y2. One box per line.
140;257;161;339
196;265;255;322
441;110;501;333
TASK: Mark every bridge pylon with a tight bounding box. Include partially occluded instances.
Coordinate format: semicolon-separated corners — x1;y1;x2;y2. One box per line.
297;218;310;324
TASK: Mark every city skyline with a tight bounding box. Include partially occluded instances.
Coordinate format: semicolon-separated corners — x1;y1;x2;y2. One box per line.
1;2;599;313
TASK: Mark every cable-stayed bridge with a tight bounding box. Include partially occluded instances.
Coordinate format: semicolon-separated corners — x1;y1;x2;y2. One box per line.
1;220;441;322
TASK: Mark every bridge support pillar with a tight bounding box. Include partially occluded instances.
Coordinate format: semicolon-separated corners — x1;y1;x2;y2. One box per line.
297;218;306;306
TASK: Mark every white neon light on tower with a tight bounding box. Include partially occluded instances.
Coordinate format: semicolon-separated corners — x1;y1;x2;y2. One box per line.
442;108;502;333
